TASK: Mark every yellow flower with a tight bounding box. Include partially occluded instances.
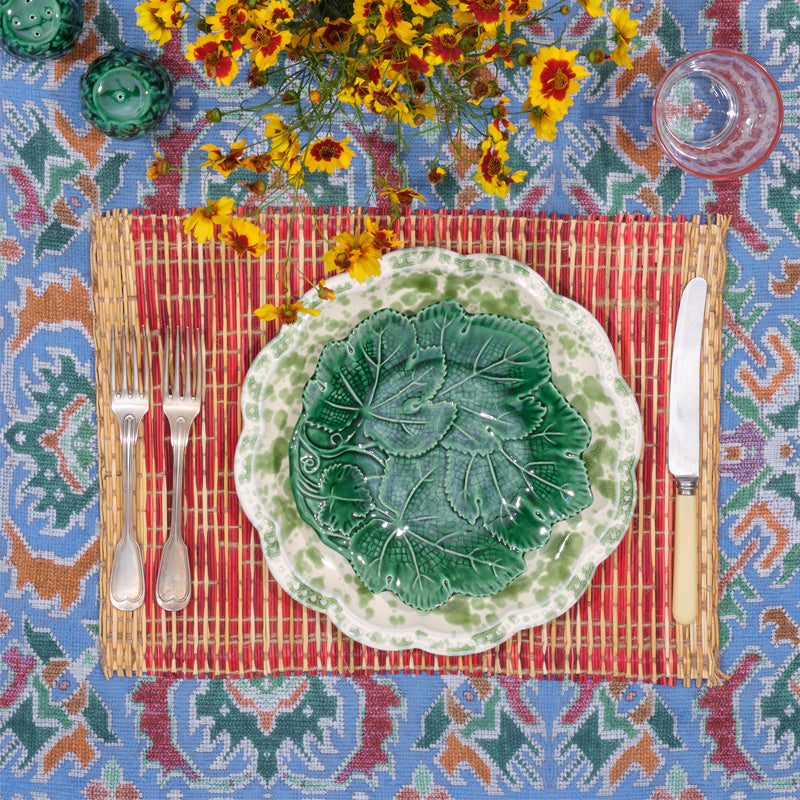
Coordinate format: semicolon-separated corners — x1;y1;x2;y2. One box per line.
375;2;416;44
218;218;269;257
474;138;526;198
183;197;236;243
379;186;426;206
255;301;321;323
187;33;242;86
577;0;604;17
199;138;247;176
244;25;291;70
364;216;405;252
136;1;184;45
146;150;171;179
527;46;589;118
303;136;355;174
523;99;560;142
323;232;383;283
608;7;638;68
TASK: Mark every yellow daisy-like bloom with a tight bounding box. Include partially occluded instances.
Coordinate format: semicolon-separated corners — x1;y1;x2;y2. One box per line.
608;7;638;68
323;232;383;283
255;301;321;323
527;46;589;118
474;138;526;198
263;113;297;156
187;33;242;86
199;138;247;176
304;136;355;174
375;2;416;44
577;0;604;18
364;216;405;253
218;218;268;257
183;197;236;243
245;25;291;70
523;99;559;142
504;0;543;33
136;1;184;45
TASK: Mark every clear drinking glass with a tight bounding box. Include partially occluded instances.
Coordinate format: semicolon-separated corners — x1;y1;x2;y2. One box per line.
652;49;783;180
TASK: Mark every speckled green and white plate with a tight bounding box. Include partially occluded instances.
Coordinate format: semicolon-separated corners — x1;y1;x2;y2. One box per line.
234;248;642;655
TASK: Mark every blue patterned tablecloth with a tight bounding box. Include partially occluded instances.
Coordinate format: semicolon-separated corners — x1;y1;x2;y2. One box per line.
2;2;799;797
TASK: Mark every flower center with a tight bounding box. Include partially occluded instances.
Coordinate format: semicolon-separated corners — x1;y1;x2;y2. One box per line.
318;143;338;160
486;156;502;177
441;34;458;48
551;68;569;91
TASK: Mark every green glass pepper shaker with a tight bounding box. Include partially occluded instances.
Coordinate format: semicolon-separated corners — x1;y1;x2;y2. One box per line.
0;0;83;61
79;47;174;140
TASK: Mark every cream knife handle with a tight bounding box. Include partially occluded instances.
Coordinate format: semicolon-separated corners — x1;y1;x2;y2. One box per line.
672;490;698;626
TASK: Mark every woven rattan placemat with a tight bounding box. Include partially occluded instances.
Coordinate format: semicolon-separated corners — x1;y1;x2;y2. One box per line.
90;208;729;685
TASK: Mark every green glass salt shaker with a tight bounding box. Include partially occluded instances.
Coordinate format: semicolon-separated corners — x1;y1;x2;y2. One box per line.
79;47;174;140
0;0;83;61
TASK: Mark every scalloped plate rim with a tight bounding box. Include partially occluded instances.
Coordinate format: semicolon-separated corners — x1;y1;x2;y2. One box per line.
234;247;643;655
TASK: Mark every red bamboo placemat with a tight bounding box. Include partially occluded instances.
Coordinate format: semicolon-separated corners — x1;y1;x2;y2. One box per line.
90;208;729;685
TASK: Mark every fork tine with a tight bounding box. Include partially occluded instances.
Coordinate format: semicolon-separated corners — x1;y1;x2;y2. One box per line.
184;326;191;398
130;326;139;396
110;324;117;396
121;323;128;395
196;328;204;400
162;328;169;398
173;326;181;398
141;326;150;393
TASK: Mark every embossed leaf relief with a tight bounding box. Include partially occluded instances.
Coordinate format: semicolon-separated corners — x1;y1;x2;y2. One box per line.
290;301;593;610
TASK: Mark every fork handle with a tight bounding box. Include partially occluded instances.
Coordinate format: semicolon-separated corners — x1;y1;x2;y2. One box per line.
156;436;191;611
110;415;145;611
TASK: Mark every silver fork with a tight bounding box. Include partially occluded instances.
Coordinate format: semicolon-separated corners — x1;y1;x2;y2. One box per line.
109;325;149;612
156;327;205;611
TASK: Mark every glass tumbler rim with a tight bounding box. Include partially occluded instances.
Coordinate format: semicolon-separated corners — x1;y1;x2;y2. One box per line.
652;47;784;180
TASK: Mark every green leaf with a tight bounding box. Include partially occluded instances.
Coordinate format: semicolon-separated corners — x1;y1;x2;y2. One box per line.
414;301;552;452
415;695;449;748
84;689;119;743
303;309;456;455
445;384;592;548
350;452;526;609
317;464;373;534
96;152;131;205
24;618;66;663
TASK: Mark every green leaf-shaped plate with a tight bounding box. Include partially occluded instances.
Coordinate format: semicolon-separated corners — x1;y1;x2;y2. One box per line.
289;301;593;610
234;248;642;655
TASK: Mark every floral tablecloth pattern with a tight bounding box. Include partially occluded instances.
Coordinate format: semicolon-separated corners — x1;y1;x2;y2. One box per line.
2;2;799;798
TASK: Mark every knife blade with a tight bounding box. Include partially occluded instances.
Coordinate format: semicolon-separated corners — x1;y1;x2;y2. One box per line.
668;276;708;626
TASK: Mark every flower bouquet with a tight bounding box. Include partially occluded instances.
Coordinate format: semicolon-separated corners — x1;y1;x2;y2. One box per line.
137;0;638;320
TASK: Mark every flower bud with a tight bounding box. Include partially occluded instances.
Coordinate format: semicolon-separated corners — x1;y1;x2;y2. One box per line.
588;48;607;64
516;51;534;67
560;4;569;13
196;19;212;33
364;33;378;47
309;89;322;103
205;108;223;123
241;179;267;195
280;91;299;105
413;113;426;126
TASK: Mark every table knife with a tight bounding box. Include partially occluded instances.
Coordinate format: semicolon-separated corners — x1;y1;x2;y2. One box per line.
668;276;708;626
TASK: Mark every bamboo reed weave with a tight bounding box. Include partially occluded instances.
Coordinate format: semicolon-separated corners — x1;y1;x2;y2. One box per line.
90;208;729;685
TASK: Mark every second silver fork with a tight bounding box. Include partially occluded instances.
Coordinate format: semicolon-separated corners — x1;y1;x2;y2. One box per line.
156;327;205;611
